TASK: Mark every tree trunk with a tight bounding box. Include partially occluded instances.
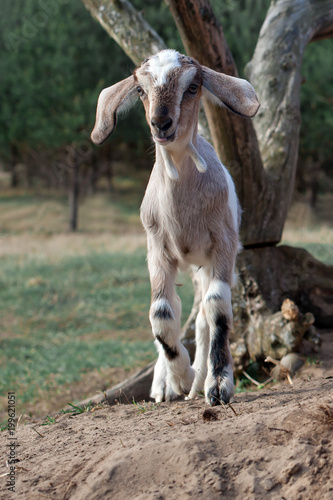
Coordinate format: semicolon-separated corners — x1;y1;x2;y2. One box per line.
69;162;80;232
10;144;19;188
246;0;333;244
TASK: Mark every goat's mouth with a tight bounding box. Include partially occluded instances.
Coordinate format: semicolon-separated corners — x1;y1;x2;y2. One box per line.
153;131;176;145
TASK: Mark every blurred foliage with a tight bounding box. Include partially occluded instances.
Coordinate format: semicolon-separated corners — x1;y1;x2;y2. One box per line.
299;39;333;171
0;0;332;178
212;0;269;77
0;0;147;163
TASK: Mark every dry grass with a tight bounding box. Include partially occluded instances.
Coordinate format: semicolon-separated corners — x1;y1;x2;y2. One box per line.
282;192;333;245
0;232;146;259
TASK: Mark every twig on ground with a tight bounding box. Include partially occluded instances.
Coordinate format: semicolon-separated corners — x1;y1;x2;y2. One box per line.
242;370;261;386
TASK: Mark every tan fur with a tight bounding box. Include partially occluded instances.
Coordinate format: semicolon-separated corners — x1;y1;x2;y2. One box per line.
91;50;260;405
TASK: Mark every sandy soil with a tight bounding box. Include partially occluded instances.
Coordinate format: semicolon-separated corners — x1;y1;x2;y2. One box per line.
1;331;333;500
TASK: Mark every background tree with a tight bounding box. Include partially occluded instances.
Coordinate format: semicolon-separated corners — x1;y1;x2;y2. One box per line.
0;0;150;228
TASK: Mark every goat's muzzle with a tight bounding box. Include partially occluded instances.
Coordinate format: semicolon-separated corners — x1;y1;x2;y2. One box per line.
151;116;173;136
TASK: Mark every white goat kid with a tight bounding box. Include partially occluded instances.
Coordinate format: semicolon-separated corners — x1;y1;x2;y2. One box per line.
91;50;260;406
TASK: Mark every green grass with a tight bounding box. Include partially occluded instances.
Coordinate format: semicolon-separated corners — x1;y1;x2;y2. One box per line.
60;401;93;416
0;248;193;420
1;187;331;424
301;242;333;265
281;241;333;266
132;399;161;415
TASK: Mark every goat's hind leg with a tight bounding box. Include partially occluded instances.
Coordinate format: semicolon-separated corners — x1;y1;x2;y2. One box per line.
204;278;235;406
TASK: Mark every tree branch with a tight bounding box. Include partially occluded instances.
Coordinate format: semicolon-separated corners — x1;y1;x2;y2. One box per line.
310;23;333;42
81;0;166;66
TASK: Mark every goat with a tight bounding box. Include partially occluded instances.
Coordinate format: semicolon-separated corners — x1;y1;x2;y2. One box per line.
91;50;260;406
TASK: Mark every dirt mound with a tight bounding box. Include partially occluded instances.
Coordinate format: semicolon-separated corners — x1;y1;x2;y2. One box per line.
1;333;333;500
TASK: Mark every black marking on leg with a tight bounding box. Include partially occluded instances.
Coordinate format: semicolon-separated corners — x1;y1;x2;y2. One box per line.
156;335;178;361
153;307;173;320
210;314;230;378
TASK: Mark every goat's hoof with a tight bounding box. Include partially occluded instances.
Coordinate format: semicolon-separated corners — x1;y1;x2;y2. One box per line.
207;387;222;406
170;367;195;397
206;375;234;406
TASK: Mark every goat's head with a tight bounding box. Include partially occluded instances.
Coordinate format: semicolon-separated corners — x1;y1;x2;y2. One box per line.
91;49;260;157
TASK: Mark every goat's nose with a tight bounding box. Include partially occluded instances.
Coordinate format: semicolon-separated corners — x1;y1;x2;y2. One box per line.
151;116;173;133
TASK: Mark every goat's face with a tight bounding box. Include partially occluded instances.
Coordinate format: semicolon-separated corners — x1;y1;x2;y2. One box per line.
91;50;260;147
133;51;202;147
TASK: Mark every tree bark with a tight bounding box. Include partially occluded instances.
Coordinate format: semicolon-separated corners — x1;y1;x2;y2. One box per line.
10;144;19;188
246;0;333;244
69;161;80;232
81;0;166;65
79;362;156;407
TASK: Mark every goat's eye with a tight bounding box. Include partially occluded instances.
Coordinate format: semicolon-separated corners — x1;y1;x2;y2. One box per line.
137;86;144;96
188;84;198;95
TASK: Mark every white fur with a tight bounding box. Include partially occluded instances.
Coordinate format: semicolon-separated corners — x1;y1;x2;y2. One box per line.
160;147;179;180
187;142;207;173
148;49;181;87
178;66;197;90
205;280;232;317
117;92;139;115
188;307;209;399
224;168;239;232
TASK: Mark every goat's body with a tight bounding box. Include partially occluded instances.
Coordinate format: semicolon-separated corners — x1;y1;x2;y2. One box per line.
141;134;239;275
141;133;240;404
91;49;259;405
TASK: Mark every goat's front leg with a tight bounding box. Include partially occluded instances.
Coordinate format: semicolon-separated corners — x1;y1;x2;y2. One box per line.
148;251;194;402
203;276;235;406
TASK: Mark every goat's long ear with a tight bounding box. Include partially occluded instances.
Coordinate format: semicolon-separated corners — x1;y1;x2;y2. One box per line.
91;75;138;145
202;67;260;118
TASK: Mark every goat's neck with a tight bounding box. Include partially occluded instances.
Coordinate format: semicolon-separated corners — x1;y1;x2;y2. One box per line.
155;128;207;181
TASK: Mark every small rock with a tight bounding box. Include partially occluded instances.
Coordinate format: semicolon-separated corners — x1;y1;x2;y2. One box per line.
262;478;275;491
212;479;224;492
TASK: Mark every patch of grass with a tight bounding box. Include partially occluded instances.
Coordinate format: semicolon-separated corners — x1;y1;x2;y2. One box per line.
0;179;145;236
302;243;333;265
306;356;323;367
0;248;194;420
132;399;161;415
235;377;252;393
281;241;333;265
60;401;93;416
41;415;57;426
